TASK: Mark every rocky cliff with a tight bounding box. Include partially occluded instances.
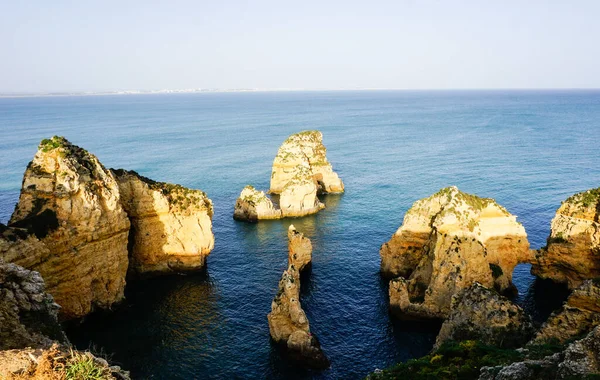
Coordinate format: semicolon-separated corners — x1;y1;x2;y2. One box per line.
383;186;531;319
270;130;344;194
7;136;130;320
532;188;600;289
112;169;214;276
531;279;600;344
0;260;66;350
233;185;282;222
279;165;325;217
435;283;534;349
267;227;328;369
480;326;600;380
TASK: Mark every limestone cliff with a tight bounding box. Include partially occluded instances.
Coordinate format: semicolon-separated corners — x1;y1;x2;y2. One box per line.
270;130;344;194
531;279;600;344
112;169;214;276
233;185;282;222
532;188;600;289
383;186;531;319
288;225;312;271
0;260;67;350
7;136;130;320
435;283;534;349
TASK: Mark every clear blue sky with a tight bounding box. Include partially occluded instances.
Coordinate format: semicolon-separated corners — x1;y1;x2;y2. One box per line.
1;1;599;92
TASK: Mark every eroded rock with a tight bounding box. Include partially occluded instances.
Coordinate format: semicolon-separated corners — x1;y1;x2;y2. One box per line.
270;130;344;194
267;228;328;369
532;188;600;289
288;225;312;271
233;185;282;222
0;260;66;350
112;169;214;276
531;279;600;344
383;186;531;319
7;136;130;320
435;283;534;349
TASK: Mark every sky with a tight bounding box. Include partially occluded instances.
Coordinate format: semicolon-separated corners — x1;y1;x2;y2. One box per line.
1;0;599;93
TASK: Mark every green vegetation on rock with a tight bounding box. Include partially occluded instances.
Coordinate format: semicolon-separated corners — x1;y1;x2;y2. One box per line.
564;187;600;209
368;340;567;380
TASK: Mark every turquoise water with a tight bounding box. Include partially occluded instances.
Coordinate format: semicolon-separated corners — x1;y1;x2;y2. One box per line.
0;90;598;379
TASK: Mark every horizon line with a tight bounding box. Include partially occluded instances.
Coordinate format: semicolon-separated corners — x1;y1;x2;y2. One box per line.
1;87;600;99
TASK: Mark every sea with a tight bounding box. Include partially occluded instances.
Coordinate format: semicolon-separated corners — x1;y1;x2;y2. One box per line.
0;90;599;379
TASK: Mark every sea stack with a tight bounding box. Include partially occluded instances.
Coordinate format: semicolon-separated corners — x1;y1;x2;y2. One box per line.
267;226;329;369
7;136;131;320
233;130;342;222
270;130;344;194
233;186;282;222
112;169;214;276
382;186;531;319
532;188;600;289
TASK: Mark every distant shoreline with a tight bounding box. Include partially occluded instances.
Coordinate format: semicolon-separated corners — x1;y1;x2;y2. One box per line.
1;88;599;99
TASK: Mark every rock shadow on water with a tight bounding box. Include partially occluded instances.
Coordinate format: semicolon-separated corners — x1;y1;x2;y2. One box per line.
64;270;221;379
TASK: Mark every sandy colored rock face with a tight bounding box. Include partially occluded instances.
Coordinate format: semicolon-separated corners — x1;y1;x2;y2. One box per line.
532;280;600;344
267;229;328;369
0;260;67;351
435;283;534;349
233;185;282;222
532;188;600;289
288;225;312;271
113;169;214;276
270;130;344;194
279;165;325;217
383;186;531;319
7;137;130;320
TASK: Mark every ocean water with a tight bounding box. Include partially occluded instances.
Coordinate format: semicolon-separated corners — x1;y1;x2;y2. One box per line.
0;90;599;379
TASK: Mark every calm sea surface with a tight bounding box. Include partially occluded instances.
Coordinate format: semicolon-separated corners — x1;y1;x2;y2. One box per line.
1;90;598;379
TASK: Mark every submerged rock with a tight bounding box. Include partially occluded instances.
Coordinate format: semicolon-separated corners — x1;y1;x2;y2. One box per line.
288;225;312;271
233;185;282;222
267;228;328;369
532;188;600;289
7;136;130;320
435;283;534;349
0;260;67;350
383;186;531;319
270;130;344;195
112;169;214;276
531;279;600;344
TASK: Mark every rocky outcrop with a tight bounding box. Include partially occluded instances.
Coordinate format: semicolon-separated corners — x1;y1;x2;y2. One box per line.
532;188;600;289
6;136;130;320
480;326;600;380
435;283;534;349
0;260;67;350
270;130;344;195
288;225;312;271
384;186;531;319
234;130;341;221
233;186;282;222
112;169;214;276
267;228;328;369
531;279;600;344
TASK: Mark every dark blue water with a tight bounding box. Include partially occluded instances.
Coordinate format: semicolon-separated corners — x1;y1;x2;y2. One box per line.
1;90;598;379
